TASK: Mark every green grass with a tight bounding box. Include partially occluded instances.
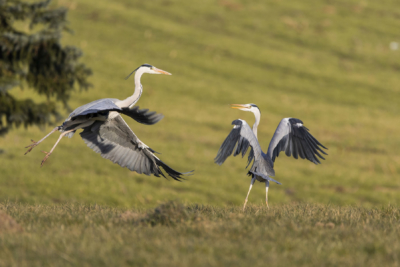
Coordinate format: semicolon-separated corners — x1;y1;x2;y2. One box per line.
2;1;399;265
1;201;400;266
1;0;400;208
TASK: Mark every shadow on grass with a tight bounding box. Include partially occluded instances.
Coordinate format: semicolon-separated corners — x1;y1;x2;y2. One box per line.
120;201;202;227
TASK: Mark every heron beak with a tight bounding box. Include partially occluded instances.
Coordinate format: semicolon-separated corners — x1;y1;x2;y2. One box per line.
154;68;172;75
230;104;248;110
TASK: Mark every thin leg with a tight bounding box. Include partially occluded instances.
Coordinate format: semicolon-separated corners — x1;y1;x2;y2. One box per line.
243;176;256;211
40;120;94;166
24;127;60;155
265;180;270;209
40;129;75;166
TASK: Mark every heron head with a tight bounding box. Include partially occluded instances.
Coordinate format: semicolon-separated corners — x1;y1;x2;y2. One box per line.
230;103;260;114
125;64;171;80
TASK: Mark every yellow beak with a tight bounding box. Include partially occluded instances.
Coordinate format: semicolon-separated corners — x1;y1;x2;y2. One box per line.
230;104;248;110
154;67;172;75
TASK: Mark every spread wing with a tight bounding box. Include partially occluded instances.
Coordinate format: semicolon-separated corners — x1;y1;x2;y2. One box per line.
120;106;164;125
215;119;279;184
67;99;121;120
63;99;163;138
267;118;328;166
66;99;162;125
79;114;187;181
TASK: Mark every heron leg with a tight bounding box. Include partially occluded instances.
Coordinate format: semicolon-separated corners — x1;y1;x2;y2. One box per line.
243;176;256;211
265;180;270;209
24;126;60;155
40;121;94;166
40;129;76;166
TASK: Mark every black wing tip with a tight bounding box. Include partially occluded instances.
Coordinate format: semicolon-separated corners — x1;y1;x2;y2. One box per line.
121;106;164;125
181;170;195;176
214;159;224;166
148;147;162;154
167;175;186;182
231;119;243;126
296;128;329;164
156;158;193;182
289;118;303;124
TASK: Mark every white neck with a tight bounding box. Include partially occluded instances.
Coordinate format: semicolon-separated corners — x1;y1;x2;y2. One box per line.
116;68;146;108
251;109;261;139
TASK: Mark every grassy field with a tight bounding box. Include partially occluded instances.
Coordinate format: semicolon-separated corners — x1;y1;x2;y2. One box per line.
1;0;400;264
1;201;400;266
1;0;399;208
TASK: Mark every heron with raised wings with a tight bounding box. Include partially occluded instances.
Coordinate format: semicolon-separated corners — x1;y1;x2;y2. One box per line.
25;64;189;181
215;104;327;210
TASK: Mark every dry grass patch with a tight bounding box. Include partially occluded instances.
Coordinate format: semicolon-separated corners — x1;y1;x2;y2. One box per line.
0;211;23;234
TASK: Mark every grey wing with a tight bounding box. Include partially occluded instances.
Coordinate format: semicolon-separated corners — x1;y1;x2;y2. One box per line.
120;106;164;125
267;118;328;166
214;119;250;165
79;114;187;181
62;98;122;138
214;119;279;184
66;98;121;120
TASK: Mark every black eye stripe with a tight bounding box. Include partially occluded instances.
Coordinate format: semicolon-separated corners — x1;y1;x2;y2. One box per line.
249;104;261;114
125;64;154;80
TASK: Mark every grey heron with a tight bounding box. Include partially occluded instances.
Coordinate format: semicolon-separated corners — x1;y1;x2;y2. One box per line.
24;64;189;181
215;103;328;209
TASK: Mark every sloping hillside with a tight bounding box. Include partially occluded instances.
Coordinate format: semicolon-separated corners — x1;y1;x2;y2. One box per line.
1;0;399;207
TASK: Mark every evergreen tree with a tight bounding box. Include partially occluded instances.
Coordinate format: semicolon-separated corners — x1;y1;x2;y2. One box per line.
0;0;92;137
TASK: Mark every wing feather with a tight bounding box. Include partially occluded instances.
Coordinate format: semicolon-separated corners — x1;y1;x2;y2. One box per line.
215;119;278;183
80;115;189;181
67;99;121;121
267;118;328;165
120;106;164;125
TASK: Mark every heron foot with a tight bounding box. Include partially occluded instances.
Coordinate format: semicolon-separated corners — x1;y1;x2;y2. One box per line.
40;150;52;166
266;201;269;209
243;199;248;211
24;139;38;155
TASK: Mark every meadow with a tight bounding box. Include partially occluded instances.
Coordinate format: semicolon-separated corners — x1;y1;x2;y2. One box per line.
1;201;400;266
0;0;400;265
